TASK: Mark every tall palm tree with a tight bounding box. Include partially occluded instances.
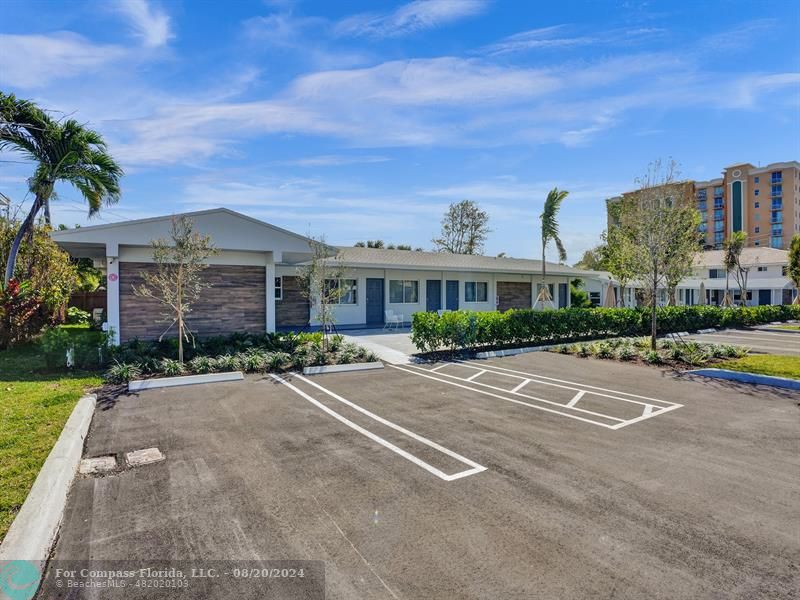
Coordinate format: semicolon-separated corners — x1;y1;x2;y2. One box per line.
537;187;569;304
0;92;123;284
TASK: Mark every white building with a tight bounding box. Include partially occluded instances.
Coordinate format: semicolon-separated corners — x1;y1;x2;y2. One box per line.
51;208;603;342
676;247;795;306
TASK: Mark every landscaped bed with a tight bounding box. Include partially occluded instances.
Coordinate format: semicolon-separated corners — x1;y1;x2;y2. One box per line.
104;331;378;383
547;336;751;370
0;331;101;542
716;354;800;380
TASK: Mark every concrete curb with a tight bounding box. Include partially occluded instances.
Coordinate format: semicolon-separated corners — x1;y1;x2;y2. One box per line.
303;361;384;375
687;368;800;390
0;393;96;569
128;371;244;391
476;344;557;359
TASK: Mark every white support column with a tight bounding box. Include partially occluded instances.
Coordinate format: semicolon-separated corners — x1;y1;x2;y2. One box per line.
105;242;120;345
566;278;572;308
266;252;279;333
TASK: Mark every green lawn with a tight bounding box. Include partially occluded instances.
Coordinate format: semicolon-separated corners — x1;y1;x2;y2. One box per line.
0;334;102;542
718;354;800;380
768;325;800;331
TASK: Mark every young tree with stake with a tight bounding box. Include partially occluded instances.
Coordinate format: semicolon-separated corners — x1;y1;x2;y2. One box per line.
132;217;217;363
297;237;348;350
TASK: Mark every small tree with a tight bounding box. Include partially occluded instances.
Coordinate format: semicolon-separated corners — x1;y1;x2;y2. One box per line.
297;236;347;350
723;231;749;306
600;227;637;306
132;217;217;363
621;159;698;349
664;209;702;305
433;200;490;254
573;246;605;271
788;234;800;305
536;188;569;307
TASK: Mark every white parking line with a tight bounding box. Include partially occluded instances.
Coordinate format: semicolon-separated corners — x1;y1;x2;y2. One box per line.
392;365;623;429
566;391;585;408
393;362;681;430
511;379;530;393
465;369;486;381
270;374;486;482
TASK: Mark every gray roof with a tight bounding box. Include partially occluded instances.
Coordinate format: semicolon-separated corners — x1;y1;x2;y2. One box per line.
693;247;788;267
334;246;599;278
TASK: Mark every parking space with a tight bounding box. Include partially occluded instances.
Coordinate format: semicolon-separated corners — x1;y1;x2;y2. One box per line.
683;328;800;355
42;352;800;599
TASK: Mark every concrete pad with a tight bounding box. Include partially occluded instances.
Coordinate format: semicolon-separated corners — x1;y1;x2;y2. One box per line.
79;456;117;475
125;447;165;467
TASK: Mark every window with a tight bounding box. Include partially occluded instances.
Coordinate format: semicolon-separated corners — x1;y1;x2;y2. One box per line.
772;211;783;224
754;201;759;208
714;220;724;232
754;226;760;233
754;189;759;196
771;171;782;183
783;266;789;276
709;268;725;279
714;231;724;245
714;209;724;220
465;281;488;303
772;198;782;210
755;213;760;221
714;198;724;209
754;240;760;246
757;266;768;272
771;236;782;248
771;184;782;197
589;291;601;306
754;176;760;184
389;280;418;304
713;186;723;197
325;279;357;304
274;276;283;300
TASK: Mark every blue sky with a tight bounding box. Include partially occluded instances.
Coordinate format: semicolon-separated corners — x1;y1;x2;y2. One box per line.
1;0;798;262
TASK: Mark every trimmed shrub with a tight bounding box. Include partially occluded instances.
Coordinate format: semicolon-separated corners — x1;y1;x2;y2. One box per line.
105;361;142;384
410;305;800;353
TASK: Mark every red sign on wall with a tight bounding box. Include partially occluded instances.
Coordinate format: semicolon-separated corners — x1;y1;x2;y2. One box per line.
108;273;119;282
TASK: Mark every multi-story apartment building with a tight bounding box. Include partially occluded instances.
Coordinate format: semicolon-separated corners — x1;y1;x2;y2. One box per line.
607;161;800;250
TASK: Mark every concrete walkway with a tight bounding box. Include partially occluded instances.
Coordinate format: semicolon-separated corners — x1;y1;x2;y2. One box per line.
343;327;417;364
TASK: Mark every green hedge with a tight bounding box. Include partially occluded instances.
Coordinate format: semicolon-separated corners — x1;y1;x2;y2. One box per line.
410;305;800;353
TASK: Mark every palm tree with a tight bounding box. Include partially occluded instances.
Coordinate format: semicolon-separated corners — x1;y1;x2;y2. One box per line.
537;187;569;305
0;92;123;284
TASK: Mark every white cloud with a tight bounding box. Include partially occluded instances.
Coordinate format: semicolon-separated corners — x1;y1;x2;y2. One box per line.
113;0;173;48
276;155;390;167
286;57;560;106
0;32;126;88
335;0;487;38
481;26;594;55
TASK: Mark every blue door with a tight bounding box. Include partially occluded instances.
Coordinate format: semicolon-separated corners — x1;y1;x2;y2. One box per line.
446;280;459;311
426;280;442;312
758;289;771;305
558;283;568;308
366;278;384;326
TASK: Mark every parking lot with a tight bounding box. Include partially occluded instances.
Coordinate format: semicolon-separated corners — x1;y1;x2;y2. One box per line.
683;327;800;355
42;352;799;599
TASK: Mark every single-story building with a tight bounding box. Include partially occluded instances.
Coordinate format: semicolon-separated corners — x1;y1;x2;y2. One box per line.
588;247;798;308
51;208;603;343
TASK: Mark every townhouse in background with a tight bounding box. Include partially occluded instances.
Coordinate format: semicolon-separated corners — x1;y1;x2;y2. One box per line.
606;161;800;250
51;209;600;344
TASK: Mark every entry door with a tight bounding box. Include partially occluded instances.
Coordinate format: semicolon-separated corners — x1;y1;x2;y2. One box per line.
366;278;384;326
558;283;568;308
758;289;771;306
426;280;442;312
445;280;459;311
